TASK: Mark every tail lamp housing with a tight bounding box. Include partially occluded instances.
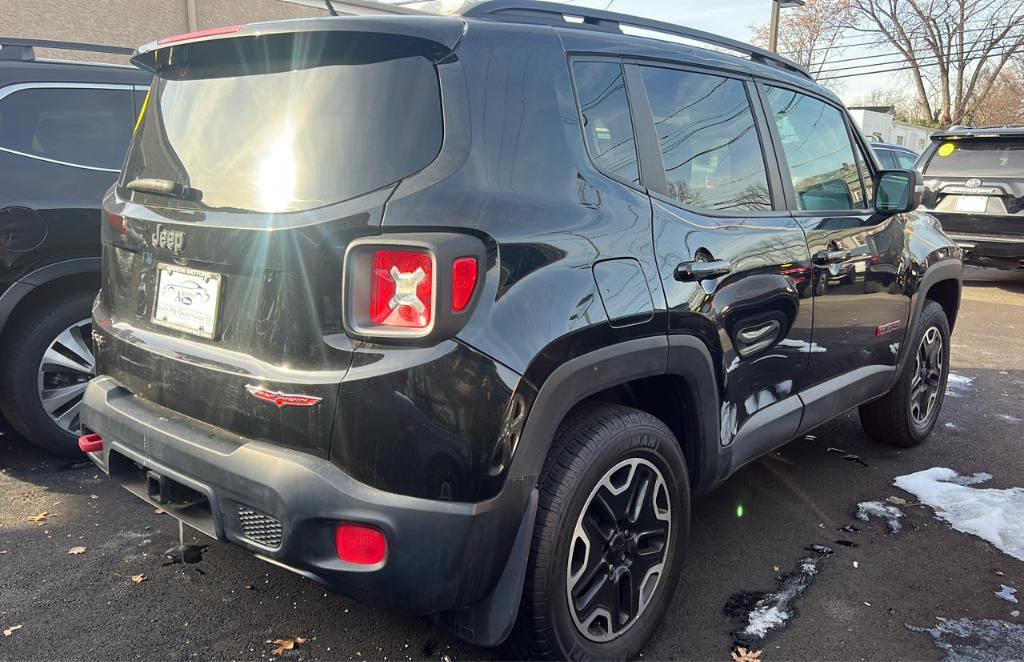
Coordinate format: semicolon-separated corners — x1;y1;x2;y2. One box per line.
343;233;486;342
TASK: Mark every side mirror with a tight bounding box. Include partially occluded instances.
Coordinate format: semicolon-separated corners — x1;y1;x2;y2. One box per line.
874;169;923;214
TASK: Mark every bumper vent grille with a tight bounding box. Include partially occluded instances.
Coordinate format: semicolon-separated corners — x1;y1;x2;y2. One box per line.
237;506;283;549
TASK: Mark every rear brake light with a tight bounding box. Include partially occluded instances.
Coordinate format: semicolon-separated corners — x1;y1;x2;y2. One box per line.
370;250;433;329
336;523;387;565
158;25;242;45
451;257;478;312
107;212;126;237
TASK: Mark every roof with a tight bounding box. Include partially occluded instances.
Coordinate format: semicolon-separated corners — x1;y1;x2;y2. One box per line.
930;125;1024;139
870;141;918;154
131;0;811;82
849;105;894;114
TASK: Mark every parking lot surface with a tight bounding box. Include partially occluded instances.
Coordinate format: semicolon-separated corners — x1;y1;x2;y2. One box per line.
1;269;1022;661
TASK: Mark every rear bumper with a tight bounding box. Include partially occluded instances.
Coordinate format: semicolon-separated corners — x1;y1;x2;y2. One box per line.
942;232;1024;269
81;376;532;616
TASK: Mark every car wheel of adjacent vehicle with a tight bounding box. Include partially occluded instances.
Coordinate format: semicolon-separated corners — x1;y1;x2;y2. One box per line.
859;300;950;447
0;291;95;455
509;403;689;660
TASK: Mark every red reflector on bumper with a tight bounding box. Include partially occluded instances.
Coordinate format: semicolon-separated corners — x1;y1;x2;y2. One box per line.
78;433;103;454
336;523;387;565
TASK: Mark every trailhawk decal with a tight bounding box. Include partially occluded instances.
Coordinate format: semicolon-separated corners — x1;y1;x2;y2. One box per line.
875;320;904;336
244;385;322;408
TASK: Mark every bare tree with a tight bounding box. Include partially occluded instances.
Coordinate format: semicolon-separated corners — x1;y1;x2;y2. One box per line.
750;0;858;77
969;57;1024;124
852;86;917;121
848;0;1024;125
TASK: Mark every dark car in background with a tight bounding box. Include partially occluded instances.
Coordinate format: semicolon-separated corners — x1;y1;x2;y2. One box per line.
918;126;1024;270
871;141;919;169
0;38;149;454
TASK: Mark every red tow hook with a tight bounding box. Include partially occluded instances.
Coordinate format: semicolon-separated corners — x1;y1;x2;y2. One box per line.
78;433;103;454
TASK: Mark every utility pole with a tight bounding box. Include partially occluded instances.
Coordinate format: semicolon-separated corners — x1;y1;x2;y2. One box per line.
768;0;807;53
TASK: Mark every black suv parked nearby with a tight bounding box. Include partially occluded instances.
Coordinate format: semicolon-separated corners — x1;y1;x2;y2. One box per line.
0;38;149;453
871;141;919;170
918;125;1024;270
80;3;962;658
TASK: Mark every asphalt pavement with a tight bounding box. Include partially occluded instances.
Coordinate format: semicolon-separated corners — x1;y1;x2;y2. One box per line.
1;268;1022;661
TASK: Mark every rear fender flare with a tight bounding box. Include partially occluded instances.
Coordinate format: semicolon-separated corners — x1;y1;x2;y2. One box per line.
0;257;100;336
891;257;962;387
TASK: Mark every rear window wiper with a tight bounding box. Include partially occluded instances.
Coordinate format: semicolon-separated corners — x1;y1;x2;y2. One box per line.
127;178;203;202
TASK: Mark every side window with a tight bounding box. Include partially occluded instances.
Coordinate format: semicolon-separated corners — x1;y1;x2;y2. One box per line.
0;87;132;170
572;61;640;185
875;148;897;168
852;140;875;203
765;86;867;212
639;66;771;211
895;151;918;169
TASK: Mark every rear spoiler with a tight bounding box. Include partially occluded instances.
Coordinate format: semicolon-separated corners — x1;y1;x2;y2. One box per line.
131;15;466;72
930;127;1024;140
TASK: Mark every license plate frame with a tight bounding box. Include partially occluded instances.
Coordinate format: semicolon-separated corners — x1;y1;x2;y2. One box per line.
152;263;222;339
954;195;988;213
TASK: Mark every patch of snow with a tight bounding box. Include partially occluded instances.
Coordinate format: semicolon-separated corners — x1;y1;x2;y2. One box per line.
855;500;904;534
740;556;820;639
995;585;1018;604
1013;610;1021;618
908;618;1024;661
894;468;1024;561
946;373;974;386
950;472;992;486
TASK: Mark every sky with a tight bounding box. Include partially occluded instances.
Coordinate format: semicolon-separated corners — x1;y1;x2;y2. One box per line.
556;0;901;103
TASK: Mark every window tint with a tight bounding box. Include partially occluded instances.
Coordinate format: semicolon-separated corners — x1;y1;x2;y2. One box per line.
765;87;867;211
572;61;640;185
639;67;770;211
894;151;918;169
922;139;1024;177
0;87;132;169
874;148;897;168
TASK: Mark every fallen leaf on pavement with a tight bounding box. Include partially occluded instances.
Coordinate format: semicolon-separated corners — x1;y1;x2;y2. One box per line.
67;546;87;555
131;574;147;584
731;646;763;662
3;625;23;636
268;635;307;655
886;496;908;506
154;508;164;515
27;512;50;522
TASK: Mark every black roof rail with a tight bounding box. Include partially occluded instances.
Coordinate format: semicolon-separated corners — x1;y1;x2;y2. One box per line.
0;37;133;62
460;0;811;80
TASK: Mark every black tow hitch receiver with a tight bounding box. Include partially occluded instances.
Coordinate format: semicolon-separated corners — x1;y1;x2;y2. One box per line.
146;470;202;506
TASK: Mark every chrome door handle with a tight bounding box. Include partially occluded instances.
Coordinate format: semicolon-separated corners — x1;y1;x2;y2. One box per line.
674;259;731;282
812;249;850;265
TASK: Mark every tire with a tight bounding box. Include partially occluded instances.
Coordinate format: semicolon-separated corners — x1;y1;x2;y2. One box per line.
0;290;96;455
508;403;689;660
859;300;950;447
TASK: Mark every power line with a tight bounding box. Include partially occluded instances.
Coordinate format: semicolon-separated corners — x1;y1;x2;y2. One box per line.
777;20;1024;56
816;46;1023;80
814;41;1023;75
807;33;1023;68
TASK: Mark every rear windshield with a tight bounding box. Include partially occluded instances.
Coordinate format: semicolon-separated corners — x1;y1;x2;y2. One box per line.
122;32;443;213
922;138;1024;177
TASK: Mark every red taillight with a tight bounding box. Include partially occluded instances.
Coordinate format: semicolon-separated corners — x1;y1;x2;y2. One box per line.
107;212;126;237
336;523;387;565
157;25;242;45
451;257;478;312
370;250;433;329
78;433;103;454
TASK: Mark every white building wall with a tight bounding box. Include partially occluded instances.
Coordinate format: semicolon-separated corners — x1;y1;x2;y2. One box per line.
849;108;932;153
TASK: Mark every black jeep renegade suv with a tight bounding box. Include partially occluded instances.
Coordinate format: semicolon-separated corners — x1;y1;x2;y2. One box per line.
81;3;962;657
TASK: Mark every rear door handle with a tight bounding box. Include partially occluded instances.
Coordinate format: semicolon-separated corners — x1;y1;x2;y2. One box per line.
812;249;850;265
674;259;731;282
